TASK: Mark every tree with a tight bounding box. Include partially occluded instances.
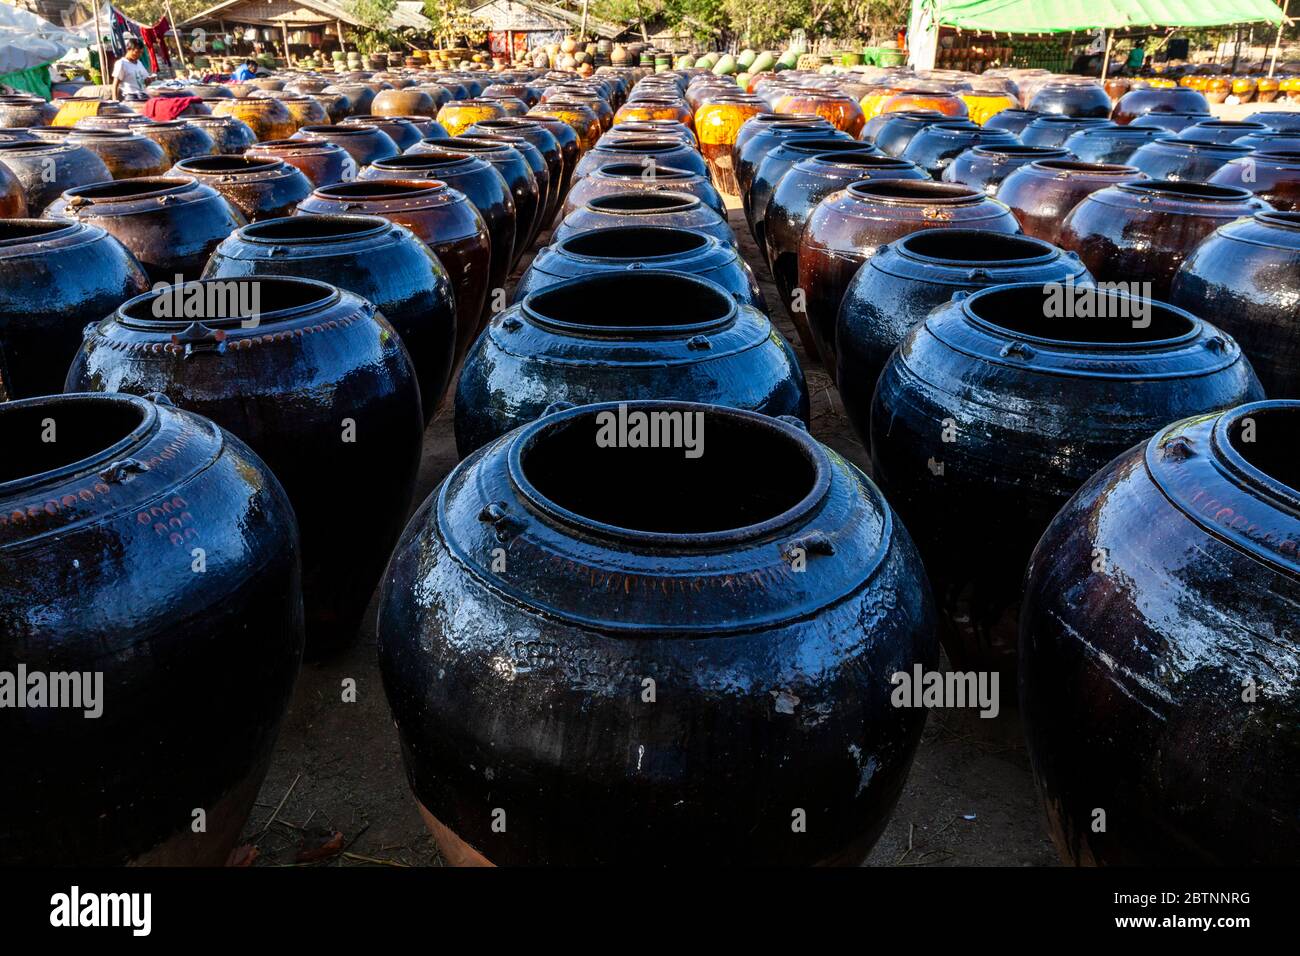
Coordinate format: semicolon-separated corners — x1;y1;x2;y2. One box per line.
421;0;490;48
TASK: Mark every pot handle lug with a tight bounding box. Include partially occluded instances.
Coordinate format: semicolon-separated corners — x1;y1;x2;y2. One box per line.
98;458;149;484
477;500;526;543
1000;340;1035;361
144;391;175;406
539;400;575;419
1204;335;1228;353
685;334;711;351
950;289;971;302
780;531;835;565
777;414;808;432
171;321;227;357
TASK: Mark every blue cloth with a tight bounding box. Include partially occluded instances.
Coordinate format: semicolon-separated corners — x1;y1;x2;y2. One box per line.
232;64;256;81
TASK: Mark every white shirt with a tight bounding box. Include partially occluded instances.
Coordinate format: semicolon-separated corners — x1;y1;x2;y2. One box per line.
112;57;150;95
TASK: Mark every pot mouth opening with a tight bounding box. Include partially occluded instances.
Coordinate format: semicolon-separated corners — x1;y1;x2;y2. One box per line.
595;162;692;180
900;229;1057;266
438;137;510;153
250;138;334;151
0;394;155;494
812;152;909;168
885;109;946;120
176;155;280;174
597;138;680;153
522;270;733;337
509;402;827;545
1256;210;1300;230
63;177;191;201
0;141;58;154
118;276;339;331
1216;402;1300;508
475;118;531;129
1120;180;1253;201
1193;120;1267;129
586;191;699;214
343;115;405;125
0;219;79;245
1161;138;1252;153
769;120;831;132
240;214;389;243
964;284;1197;347
1253;149;1300;163
786;137;863;153
1033;159;1140;175
848;179;981;203
558;225;709;260
69;129;134;139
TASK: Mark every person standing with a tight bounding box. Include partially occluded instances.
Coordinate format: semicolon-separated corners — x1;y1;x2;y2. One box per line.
110;38;152;100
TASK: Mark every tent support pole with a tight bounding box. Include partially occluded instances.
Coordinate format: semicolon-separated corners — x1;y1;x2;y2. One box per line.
1099;29;1112;81
281;20;291;66
1271;0;1290;77
93;0;110;96
165;0;188;72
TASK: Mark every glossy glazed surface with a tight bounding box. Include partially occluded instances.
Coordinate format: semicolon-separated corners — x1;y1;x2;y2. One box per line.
995;160;1146;244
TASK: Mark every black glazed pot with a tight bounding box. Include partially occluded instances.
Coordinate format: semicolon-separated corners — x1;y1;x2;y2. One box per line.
169;154;313;222
570;137;709;184
1020;401;1300;864
942;144;1069;195
66;277;423;657
562;160;727;217
1209;149;1300;211
1229;129;1300;153
747;135;866;257
379;400;938;865
1129;109;1212;133
1180;119;1270;144
869;283;1263;678
514;226;764;310
734;118;835;220
863;109;948;158
0;141;111;213
765;152;927;333
837;230;1091;446
1061;124;1171;164
203;214;458;418
901;122;1020;179
553;190;734;248
464;119;564;230
1027;83;1111;118
1171;210;1300;398
0;392;303;865
360;152;516;306
982;108;1043;136
455;272;808;457
1127;138;1252;182
0;219;148;401
1019;116;1112;148
1248;110;1300;132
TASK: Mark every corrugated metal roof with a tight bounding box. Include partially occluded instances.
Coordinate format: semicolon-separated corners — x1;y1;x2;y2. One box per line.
935;0;1285;33
183;0;430;30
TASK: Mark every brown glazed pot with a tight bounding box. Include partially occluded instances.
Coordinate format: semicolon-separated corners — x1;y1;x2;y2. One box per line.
1209;150;1300;211
135;120;217;163
0;162;27;218
694;97;765;195
879;89;969;119
211;97;295;142
550;93;614;133
44;177;244;282
765;153;929;346
65;129;169;179
326;83;377;116
75;113;154;132
361;152;515;301
492;118;580;202
798;179;1021;373
1059;180;1272;299
552;191;735;248
613;97;694;128
528;102;601;151
245;139;358;187
278;95;330;130
339;115;439;151
484;82;541;108
0;219;149;399
185;115;258;155
436;98;507;135
296;180;491;361
996;160;1147;244
604;119;697;147
0;95;57;128
1112;86;1212;125
291;123;400;166
170;155;313;222
943;144;1071;196
373;88;436;118
307;91;351;123
561;160;726;218
0;141;110;214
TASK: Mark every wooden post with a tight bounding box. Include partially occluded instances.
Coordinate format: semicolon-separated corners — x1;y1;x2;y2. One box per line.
580;0;589;41
92;0;110;95
281;20;291;66
165;0;188;71
1271;0;1290;77
1099;29;1113;80
337;19;347;54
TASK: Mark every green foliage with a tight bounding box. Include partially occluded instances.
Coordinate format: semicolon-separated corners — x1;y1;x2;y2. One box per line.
591;0;908;48
421;0;490;47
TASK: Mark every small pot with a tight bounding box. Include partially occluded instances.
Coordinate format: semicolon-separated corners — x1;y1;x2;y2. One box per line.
1112;86;1211;125
1027;82;1111;118
0;141;111;214
901;122;1019;179
1209;149;1300;211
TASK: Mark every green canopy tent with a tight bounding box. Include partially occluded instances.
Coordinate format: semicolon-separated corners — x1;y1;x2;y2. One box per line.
907;0;1287;76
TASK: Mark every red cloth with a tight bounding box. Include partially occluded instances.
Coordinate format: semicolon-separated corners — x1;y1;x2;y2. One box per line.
141;95;201;121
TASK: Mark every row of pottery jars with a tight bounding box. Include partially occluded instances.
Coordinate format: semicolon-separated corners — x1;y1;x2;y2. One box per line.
66;276;424;658
0;391;304;863
378;399;937;865
1021;399;1300;863
866;282;1263;679
797;179;1021;375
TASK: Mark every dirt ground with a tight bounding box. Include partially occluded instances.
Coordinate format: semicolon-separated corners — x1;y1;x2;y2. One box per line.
236;177;1067;868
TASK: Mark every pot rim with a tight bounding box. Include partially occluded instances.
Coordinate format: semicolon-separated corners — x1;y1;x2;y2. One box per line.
591;162;696;180
116;275;342;332
61;176;195;203
236;213;391;244
553;225;713;262
505;400;831;549
1029;159;1142;176
1115;179;1255;202
1210;400;1300;515
0;393;157;499
846;178;984;204
174;155;282;174
897;228;1060;267
584;190;702;214
0;218;82;248
315;178;448;201
520;269;736;339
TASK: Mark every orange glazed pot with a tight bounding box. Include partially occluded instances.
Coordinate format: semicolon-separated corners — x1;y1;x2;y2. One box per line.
771;90;866;137
613;97;695;130
694;95;765;196
879;89;969;120
211;97;295;142
529;102;601;151
436;99;507;136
